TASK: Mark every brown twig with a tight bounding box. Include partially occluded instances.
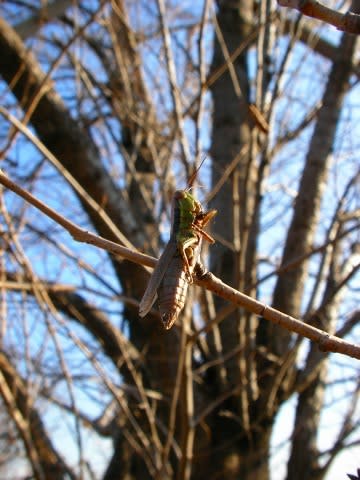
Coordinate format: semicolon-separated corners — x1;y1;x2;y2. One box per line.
194;264;360;360
277;0;360;35
1;170;359;360
0;106;135;250
0;170;154;270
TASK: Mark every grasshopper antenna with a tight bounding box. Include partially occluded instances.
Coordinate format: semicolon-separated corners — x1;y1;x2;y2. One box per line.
187;155;207;190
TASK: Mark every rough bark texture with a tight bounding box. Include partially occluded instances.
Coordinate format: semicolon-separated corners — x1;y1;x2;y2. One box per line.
208;1;272;478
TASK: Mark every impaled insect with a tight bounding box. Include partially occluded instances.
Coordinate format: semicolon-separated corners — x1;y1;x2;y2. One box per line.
139;170;217;329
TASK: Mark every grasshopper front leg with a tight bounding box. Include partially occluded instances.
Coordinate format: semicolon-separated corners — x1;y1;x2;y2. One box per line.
194;209;217;243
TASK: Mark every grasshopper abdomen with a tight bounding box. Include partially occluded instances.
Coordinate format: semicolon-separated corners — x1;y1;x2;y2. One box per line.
157;254;190;329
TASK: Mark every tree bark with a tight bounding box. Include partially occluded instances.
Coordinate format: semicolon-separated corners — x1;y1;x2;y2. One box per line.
209;1;272;478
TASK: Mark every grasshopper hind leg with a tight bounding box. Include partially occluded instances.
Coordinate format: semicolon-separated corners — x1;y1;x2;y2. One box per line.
178;238;199;282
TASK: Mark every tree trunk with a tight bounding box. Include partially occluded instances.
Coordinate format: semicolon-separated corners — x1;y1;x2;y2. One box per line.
208;1;272;478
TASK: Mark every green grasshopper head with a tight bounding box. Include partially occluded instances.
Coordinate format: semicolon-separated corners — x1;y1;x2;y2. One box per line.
174;190;201;217
174;190;217;244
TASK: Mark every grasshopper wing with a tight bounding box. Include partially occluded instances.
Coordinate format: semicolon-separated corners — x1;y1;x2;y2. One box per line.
139;240;177;317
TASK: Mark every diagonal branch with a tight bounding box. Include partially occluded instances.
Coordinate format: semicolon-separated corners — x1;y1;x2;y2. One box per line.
0;14;141;247
278;0;360;34
1;169;359;360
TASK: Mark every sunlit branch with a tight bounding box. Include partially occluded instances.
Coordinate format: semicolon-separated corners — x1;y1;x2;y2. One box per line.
1;169;359;360
277;0;360;34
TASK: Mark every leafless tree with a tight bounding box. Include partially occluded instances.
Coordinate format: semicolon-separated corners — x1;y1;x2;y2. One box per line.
0;1;359;479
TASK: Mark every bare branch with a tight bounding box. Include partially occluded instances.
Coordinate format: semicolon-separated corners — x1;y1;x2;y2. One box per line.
194;264;360;360
0;170;153;270
0;351;76;480
156;0;191;170
1;170;359;360
277;0;360;34
0;105;136;251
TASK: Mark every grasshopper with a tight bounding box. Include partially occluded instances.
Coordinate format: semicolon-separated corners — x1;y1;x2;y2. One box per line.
139;170;216;329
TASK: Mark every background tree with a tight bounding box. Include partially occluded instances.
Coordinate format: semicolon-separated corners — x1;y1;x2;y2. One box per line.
0;1;359;479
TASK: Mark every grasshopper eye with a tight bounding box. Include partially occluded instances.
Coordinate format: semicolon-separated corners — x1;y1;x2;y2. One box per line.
174;190;186;200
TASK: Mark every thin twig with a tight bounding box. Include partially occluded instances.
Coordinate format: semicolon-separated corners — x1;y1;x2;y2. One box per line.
0;170;154;270
156;0;191;171
0;106;135;250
